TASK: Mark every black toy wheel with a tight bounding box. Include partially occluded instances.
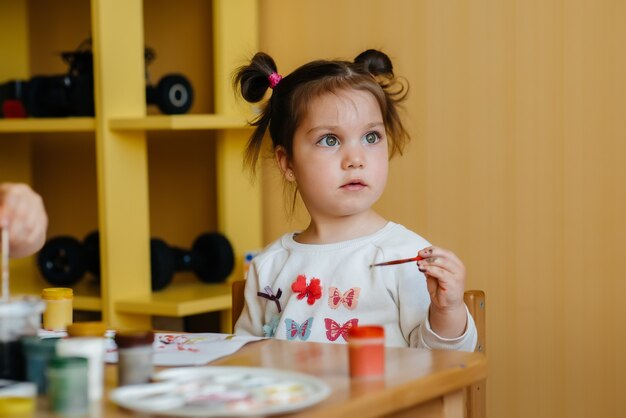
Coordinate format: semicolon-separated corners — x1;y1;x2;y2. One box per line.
150;238;176;291
155;74;193;114
83;230;101;279
192;233;234;283
37;236;87;286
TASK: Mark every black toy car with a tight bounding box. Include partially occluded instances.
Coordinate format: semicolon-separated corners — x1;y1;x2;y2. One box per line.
0;39;193;117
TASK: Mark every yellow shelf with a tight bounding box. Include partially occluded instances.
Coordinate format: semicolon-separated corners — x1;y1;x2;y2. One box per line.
0;117;95;133
0;114;249;133
109;114;250;131
1;0;260;330
10;273;233;317
11;275;102;312
115;277;232;317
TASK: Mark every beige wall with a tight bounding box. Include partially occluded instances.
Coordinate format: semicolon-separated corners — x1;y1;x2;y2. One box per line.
258;1;626;417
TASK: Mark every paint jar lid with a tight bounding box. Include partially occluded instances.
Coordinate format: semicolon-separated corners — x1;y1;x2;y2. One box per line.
67;322;107;337
48;356;88;369
0;297;45;317
115;331;154;348
42;288;73;300
0;380;37;398
348;325;385;340
20;335;60;353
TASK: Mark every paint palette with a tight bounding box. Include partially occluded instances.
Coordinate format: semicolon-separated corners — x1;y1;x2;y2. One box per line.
109;366;331;417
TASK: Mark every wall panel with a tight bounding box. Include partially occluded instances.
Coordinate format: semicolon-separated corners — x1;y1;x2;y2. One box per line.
258;1;626;417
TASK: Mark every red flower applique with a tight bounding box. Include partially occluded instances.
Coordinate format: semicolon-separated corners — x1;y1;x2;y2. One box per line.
291;274;322;305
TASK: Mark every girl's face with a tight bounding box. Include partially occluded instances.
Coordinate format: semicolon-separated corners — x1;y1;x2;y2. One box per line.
278;88;389;223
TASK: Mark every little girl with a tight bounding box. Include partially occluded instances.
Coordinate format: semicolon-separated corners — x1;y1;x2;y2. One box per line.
233;50;476;351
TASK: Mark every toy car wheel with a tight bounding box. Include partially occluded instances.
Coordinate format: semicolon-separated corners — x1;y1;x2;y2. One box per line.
83;230;101;279
155;74;193;114
192;232;234;283
150;238;176;291
37;236;87;286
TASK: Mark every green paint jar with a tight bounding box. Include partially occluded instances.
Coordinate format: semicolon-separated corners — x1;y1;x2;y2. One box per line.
20;336;60;394
46;356;88;416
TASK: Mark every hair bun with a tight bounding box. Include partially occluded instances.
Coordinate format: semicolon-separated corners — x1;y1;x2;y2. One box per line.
353;49;394;77
234;52;279;103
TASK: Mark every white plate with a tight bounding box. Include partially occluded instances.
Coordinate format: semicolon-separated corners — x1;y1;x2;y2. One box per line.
109;366;331;417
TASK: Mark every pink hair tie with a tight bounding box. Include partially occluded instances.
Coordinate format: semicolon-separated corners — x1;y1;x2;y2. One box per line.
268;72;282;89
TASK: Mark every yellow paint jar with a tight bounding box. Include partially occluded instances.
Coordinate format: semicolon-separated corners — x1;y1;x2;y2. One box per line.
41;288;73;331
0;397;35;416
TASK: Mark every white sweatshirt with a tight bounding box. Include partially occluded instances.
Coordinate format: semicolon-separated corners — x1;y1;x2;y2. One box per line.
235;222;477;351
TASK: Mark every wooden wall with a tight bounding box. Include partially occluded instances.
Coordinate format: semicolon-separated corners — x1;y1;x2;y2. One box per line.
257;1;626;417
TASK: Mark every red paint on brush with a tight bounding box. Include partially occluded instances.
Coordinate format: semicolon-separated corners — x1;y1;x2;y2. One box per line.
370;253;447;291
369;255;424;268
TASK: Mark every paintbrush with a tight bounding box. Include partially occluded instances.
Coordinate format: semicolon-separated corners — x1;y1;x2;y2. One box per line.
1;227;8;302
369;254;424;268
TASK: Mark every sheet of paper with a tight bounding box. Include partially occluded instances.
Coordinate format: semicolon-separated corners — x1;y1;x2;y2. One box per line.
39;330;266;366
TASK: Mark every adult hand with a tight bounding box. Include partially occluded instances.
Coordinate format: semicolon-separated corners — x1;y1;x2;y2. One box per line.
0;183;48;258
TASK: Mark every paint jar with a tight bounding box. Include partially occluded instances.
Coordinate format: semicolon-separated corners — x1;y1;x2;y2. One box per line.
41;288;73;331
0;396;35;417
0;297;45;380
21;336;61;394
57;322;107;402
46;356;88;416
115;331;154;386
0;380;37;416
347;325;385;379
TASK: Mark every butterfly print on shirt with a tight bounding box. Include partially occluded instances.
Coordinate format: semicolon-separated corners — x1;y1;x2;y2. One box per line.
263;314;280;338
324;318;358;342
284;317;314;341
291;274;322;305
328;287;360;310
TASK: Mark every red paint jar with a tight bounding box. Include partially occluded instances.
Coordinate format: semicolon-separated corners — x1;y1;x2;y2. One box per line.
347;325;385;378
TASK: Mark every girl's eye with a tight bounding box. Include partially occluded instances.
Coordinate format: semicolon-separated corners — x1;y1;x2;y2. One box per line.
363;131;381;144
317;135;339;147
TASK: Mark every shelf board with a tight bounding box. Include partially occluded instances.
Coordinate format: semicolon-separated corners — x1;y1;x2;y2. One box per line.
11;274;232;317
11;275;102;312
115;278;232;317
109;114;251;131
0;115;249;133
0;117;95;133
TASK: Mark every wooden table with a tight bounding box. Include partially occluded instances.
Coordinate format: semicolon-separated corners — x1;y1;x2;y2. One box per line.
36;339;487;418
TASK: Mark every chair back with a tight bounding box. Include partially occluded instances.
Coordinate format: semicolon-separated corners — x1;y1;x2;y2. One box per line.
464;289;487;418
231;279;246;330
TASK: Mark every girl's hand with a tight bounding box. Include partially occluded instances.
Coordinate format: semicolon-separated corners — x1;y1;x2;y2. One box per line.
417;246;467;337
0;183;48;258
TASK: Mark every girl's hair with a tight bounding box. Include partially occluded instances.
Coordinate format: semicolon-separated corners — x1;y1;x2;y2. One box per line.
233;49;410;176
